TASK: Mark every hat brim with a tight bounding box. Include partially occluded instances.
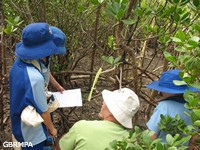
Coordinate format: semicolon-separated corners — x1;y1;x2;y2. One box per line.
102;90;133;129
146;81;200;94
15;40;57;59
55;46;66;55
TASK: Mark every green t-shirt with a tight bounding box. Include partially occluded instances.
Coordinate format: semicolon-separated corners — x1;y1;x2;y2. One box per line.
59;120;130;150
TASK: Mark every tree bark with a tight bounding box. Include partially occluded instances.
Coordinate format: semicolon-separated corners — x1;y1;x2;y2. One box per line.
89;4;102;89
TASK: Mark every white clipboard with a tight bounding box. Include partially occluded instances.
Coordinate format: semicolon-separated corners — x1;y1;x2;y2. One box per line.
52;88;82;107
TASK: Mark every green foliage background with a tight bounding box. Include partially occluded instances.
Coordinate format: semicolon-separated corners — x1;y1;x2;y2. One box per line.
1;0;200;149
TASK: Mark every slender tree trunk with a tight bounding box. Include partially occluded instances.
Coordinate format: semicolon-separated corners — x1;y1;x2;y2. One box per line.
89;5;102;89
115;0;139;93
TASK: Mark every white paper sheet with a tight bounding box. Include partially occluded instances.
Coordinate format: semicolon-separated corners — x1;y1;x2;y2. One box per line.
52;89;82;107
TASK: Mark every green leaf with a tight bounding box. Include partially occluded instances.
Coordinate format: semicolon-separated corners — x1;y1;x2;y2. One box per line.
117;9;124;20
3;25;12;34
175;30;186;42
150;138;162;147
190;83;200;90
174;0;181;4
106;5;117;17
168;146;177;150
134;126;141;134
173;80;187;86
90;0;99;5
17;20;24;26
108;56;114;64
193;109;200;118
175;46;187;52
184;44;193;49
98;0;104;3
131;144;143;150
113;2;120;14
180;0;190;6
192;0;200;7
174;13;180;22
166;134;174;145
191;112;199;122
108;35;114;43
156;142;165;150
14;16;20;24
181;12;190;23
6;16;14;25
102;56;114;64
194;120;200;126
194;24;200;31
168;0;173;4
179;135;192;145
188;36;200;47
163;51;177;64
122;19;136;25
135;8;144;16
114;56;122;64
171;37;183;44
109;140;118;148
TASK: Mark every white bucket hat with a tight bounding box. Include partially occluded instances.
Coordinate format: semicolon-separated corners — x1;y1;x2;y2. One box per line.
102;88;140;129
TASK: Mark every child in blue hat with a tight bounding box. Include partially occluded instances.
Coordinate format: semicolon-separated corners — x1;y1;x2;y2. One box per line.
146;69;199;146
9;23;66;150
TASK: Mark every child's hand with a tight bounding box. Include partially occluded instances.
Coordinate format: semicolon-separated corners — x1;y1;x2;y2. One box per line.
49;127;57;137
56;85;65;93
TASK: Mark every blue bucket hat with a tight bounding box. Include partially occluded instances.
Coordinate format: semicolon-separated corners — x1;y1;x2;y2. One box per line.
146;69;199;94
50;26;66;54
15;22;57;59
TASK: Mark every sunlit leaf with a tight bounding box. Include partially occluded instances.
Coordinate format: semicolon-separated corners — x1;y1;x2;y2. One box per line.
193;109;200;118
166;134;174;145
190;83;200;90
185;44;193;49
181;12;190;23
171;37;183;44
122;19;136;25
14;16;20;23
173;80;187;86
175;46;187;52
88;68;102;101
3;25;12;34
163;51;177;64
194;120;200;126
168;146;178;150
98;0;104;3
189;36;200;43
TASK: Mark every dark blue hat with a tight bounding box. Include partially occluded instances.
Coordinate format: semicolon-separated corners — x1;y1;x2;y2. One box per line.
15;23;57;59
50;26;66;54
146;69;199;94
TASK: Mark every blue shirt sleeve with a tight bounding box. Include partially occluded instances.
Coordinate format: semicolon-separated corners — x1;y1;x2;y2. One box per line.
26;66;48;113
